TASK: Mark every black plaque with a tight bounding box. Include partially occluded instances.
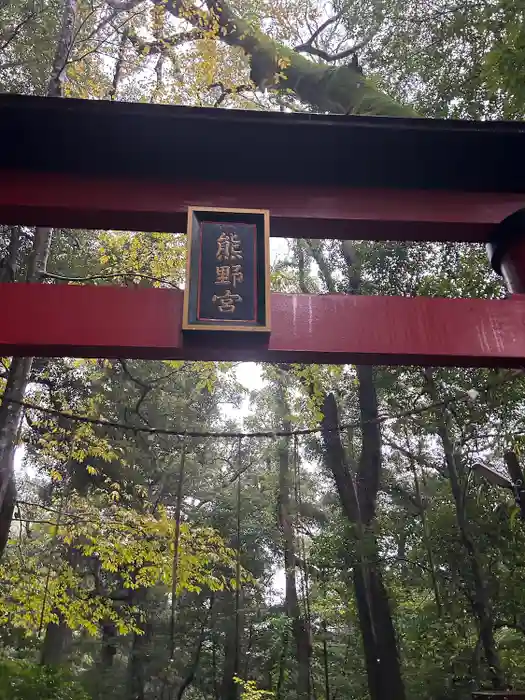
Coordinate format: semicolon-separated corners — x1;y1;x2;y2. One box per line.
183;208;270;332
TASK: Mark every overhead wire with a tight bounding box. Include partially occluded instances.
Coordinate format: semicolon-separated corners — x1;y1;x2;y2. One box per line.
3;368;521;440
11;370;523;537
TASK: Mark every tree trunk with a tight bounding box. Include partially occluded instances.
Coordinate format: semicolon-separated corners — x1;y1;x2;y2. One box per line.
220;591;239;700
424;369;505;690
128;630;146;700
409;443;442;617
174;603;210;700
276;382;311;700
0;475;15;558
275;629;288;700
47;0;77;99
127;617;152;700
108;27;128;100
212;597;220;700
125;587;152;700
306;241;405;700
40;617;73;666
0;226;21;282
350;562;381;700
0;0;77;559
100;621;118;668
321;391;405;700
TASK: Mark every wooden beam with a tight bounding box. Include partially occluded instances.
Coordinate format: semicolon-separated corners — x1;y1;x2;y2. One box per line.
1;171;523;241
1;283;524;367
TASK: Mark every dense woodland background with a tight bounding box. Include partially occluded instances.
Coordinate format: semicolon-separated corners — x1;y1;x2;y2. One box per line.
2;0;525;698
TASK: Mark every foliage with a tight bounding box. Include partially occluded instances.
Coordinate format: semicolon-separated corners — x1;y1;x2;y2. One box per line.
0;658;88;700
0;490;240;636
234;677;274;700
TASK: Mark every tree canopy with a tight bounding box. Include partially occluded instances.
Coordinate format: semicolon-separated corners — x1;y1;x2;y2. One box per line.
2;0;525;699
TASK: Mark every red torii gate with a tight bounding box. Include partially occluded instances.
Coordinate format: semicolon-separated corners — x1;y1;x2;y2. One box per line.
2;93;525;367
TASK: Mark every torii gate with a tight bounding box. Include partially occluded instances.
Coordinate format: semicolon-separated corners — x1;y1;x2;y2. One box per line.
2;93;525;367
3;94;525;700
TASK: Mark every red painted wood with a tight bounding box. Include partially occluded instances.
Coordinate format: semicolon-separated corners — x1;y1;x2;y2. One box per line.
1;283;525;367
1;171;524;241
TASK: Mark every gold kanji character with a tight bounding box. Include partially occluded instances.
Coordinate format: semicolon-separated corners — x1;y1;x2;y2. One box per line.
212;289;242;313
216;230;243;261
231;264;244;288
215;266;230;285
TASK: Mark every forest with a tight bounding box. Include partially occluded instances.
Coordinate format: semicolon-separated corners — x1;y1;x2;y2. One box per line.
1;0;525;698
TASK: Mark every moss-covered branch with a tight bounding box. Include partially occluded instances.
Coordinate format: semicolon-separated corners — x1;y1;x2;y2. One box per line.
156;0;417;116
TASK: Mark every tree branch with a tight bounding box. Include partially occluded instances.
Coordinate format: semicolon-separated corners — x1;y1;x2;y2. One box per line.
294;29;379;63
0;12;36;52
105;0;145;10
127;27;205;54
209;82;252;106
119;359;153;425
43;270;179;288
154;0;414;115
384;439;440;473
108;27;128;100
293;9;344;54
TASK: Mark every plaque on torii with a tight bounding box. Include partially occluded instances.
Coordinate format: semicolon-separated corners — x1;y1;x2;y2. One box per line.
183;207;271;334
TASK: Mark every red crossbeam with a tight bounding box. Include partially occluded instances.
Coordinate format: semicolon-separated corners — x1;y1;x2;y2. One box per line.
1;171;524;241
1;283;524;367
